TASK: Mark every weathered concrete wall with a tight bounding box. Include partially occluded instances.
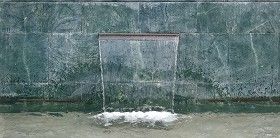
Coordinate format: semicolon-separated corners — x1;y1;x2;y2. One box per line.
0;1;279;112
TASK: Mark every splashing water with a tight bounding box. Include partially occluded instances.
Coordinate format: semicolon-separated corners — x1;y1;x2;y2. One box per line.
91;111;179;128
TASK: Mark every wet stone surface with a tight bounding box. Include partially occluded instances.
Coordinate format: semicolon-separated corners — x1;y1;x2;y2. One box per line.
0;1;280;112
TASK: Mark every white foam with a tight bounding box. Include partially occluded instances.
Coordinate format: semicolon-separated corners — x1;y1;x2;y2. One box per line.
91;111;178;127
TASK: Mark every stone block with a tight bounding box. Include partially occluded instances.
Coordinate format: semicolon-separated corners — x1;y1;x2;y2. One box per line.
82;3;139;33
228;3;280;33
0;3;82;33
197;34;230;84
48;33;100;84
0;33;48;84
176;34;199;83
228;34;256;83
197;2;230;33
139;2;197;33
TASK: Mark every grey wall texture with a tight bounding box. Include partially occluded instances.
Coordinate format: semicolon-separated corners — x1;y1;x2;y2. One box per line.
0;1;279;112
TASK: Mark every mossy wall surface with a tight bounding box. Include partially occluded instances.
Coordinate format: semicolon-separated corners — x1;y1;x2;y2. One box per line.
0;0;280;112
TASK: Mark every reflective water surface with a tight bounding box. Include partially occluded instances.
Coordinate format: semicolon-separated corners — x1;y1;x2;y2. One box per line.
0;112;280;138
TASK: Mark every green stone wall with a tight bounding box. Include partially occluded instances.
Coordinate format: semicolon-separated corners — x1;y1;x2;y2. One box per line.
0;1;279;112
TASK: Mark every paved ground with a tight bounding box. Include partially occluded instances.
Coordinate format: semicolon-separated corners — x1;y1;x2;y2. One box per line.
0;112;280;138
